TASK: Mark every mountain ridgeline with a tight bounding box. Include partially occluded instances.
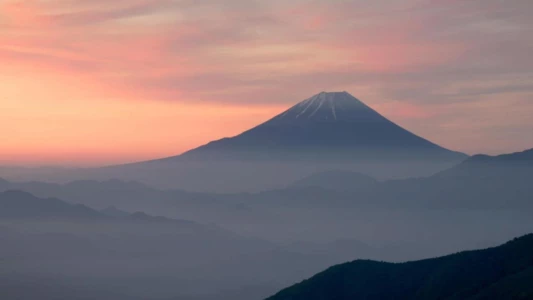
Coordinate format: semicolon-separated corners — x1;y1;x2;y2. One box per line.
438;148;533;178
267;234;533;300
171;91;466;162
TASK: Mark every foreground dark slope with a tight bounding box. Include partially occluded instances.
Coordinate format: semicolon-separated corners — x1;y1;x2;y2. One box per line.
267;234;533;300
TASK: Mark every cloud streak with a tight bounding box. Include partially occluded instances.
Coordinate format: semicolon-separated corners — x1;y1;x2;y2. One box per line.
1;0;532;163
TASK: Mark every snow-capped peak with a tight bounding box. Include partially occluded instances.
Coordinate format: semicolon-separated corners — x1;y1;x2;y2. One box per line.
275;91;383;123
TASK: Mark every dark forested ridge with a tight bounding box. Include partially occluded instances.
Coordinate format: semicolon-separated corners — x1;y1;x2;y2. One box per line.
266;234;533;300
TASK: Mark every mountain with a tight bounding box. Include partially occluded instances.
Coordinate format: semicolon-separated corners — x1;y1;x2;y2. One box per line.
171;91;466;162
0;178;167;210
289;170;377;191
0;190;208;226
0;178;9;190
466;148;533;164
100;205;130;217
438;148;533;178
266;234;533;300
0;193;343;300
124;211;199;226
0;190;103;219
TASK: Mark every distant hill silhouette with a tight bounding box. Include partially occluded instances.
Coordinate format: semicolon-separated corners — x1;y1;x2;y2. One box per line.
0;178;166;210
267;234;533;300
1;148;532;217
0;192;349;300
466;148;533;163
0;190;206;227
437;148;533;178
0;190;103;219
160;91;466;163
312;147;533;210
290;170;377;191
100;205;130;217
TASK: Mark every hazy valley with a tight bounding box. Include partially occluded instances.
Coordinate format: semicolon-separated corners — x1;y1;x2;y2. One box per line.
1;92;532;299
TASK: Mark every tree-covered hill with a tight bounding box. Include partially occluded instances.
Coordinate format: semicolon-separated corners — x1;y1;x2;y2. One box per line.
266;234;533;300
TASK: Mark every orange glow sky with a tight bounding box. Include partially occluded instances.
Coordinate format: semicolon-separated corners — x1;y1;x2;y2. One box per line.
1;0;532;166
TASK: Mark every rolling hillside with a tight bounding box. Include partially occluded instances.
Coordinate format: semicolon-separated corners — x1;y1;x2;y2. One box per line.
267;234;533;300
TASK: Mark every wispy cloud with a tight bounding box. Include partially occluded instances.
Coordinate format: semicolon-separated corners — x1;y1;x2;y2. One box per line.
1;0;532;163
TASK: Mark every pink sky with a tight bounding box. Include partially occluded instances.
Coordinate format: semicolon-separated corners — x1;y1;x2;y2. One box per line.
1;0;532;166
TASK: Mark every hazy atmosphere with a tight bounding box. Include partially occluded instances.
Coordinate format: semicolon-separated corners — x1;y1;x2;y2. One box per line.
1;1;532;300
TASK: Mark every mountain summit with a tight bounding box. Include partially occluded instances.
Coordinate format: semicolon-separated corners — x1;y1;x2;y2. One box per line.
176;91;466;162
272;91;385;123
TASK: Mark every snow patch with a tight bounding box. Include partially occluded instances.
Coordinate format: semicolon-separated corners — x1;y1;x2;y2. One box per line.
309;96;325;118
296;95;318;118
288;91;366;121
330;98;337;120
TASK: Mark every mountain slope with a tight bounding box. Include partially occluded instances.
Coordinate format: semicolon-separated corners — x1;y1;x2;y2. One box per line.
266;234;533;300
170;91;466;162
